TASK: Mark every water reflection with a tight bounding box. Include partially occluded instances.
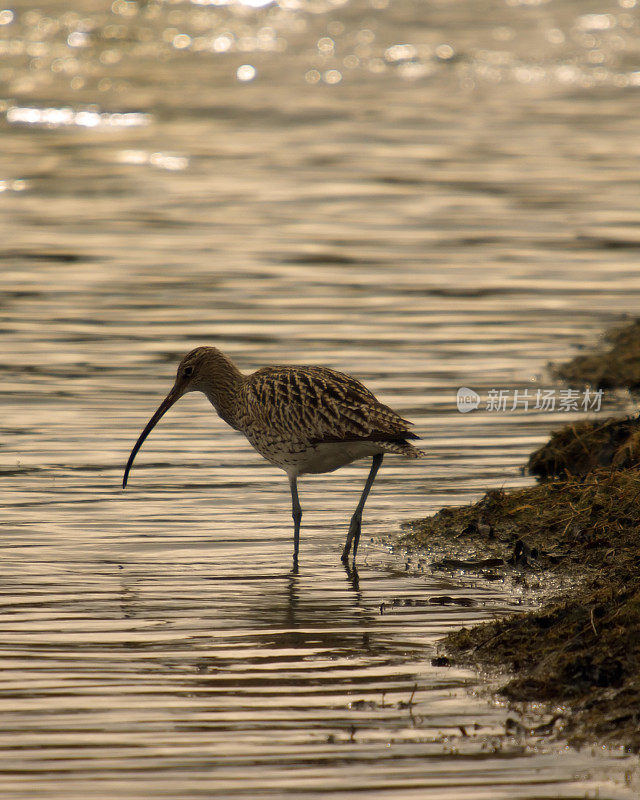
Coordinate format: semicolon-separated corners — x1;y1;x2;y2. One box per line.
0;548;620;799
187;567;383;676
5;105;151;128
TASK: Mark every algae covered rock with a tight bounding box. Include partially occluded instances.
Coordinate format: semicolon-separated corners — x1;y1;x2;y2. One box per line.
527;415;640;479
553;317;640;392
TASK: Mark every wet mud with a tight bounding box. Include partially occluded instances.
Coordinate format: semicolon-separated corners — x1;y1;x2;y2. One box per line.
403;319;640;752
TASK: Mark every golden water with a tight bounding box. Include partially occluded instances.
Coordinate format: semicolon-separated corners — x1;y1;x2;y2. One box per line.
2;0;640;796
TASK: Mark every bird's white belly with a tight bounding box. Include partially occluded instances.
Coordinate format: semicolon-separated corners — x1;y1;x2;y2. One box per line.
245;432;383;476
295;441;384;475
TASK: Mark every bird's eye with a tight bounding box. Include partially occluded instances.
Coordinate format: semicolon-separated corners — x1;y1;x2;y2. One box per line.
184;365;194;377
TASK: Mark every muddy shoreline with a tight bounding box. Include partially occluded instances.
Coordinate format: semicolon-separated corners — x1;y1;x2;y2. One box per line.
403;319;640;751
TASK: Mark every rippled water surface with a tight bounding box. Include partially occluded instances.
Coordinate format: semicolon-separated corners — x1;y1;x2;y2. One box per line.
2;0;640;797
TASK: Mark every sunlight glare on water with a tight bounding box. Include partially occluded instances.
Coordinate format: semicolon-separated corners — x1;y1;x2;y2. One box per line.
1;0;640;797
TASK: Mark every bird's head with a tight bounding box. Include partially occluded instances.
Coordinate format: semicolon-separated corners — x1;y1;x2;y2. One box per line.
172;346;216;395
122;346;232;489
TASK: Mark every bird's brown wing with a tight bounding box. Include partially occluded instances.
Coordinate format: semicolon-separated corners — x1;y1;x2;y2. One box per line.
241;365;417;445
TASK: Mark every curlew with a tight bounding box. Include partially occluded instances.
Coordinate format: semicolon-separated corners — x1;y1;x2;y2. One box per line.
123;346;425;568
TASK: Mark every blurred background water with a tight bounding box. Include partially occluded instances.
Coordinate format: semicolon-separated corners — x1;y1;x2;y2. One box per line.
2;0;640;797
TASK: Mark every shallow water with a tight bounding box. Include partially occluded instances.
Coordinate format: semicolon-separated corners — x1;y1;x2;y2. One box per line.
2;0;640;797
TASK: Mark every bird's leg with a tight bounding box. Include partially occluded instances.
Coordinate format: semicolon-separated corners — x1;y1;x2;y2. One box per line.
289;474;302;571
342;453;383;564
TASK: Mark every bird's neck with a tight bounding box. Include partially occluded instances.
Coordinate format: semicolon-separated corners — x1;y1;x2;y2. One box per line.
201;354;245;428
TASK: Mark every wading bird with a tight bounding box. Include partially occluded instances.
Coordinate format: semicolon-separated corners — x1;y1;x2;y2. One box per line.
123;347;424;569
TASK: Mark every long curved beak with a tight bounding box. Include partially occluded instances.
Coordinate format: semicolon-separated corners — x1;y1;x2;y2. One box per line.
122;387;182;489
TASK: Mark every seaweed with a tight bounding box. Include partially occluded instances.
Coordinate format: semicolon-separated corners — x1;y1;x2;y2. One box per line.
527;415;640;479
402;469;640;750
552;317;640;392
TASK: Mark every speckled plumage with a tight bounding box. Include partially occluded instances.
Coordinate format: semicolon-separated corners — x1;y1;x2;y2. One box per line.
123;346;425;568
238;364;423;475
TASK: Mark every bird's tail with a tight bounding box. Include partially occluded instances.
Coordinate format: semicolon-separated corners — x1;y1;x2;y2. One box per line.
381;439;427;458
